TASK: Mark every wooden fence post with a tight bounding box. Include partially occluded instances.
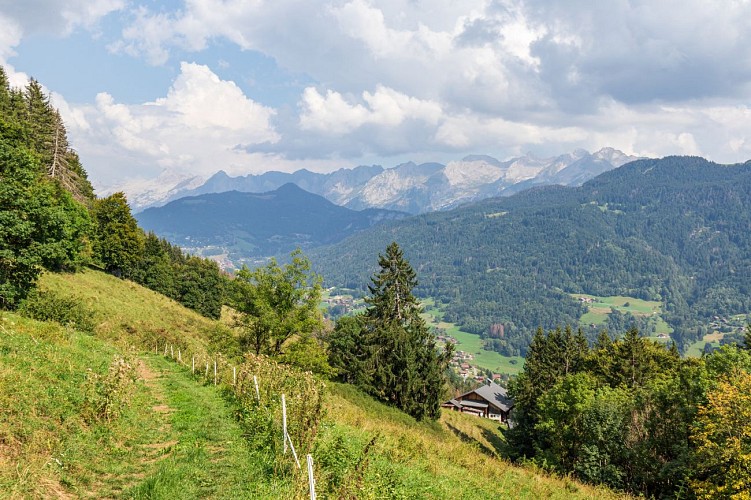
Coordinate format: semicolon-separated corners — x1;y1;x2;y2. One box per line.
214;359;217;386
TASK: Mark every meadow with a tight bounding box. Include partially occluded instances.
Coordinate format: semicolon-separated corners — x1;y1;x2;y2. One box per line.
421;299;525;375
573;293;673;336
0;270;627;498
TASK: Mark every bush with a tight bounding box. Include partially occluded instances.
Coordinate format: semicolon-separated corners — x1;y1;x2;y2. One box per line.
234;354;325;460
82;355;137;423
18;288;95;333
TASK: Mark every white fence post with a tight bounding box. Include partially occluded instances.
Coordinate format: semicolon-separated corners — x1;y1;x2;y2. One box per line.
192;356;195;374
254;375;260;403
307;454;316;500
282;394;301;468
214;359;217;386
282;394;288;454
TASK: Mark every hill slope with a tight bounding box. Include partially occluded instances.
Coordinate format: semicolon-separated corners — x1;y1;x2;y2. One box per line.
310;156;751;353
1;270;625;498
135;183;405;261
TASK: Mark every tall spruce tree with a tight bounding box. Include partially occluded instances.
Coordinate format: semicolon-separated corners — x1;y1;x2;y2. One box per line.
360;242;450;420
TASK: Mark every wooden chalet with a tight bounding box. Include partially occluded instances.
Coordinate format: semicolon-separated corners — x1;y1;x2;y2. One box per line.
442;380;513;423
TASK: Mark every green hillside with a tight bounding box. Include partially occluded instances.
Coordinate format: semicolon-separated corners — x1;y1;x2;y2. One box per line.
1;270;625;498
135;183;406;262
311;156;751;354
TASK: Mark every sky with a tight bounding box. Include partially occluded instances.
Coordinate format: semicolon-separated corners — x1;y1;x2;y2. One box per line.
2;0;751;191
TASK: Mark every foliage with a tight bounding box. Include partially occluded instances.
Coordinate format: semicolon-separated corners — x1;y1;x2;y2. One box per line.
91;192;144;277
129;231;228;319
0;142;91;308
690;369;751;498
18;287;95;333
231;250;323;356
82;355;137;423
330;242;453;421
326;314;367;384
235;353;325;458
508;325;751;498
507;326;588;457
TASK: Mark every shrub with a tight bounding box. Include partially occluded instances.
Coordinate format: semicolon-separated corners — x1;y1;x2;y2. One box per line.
82;355;137;423
234;354;325;460
18;288;95;333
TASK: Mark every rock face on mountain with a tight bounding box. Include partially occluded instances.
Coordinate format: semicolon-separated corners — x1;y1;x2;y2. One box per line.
127;148;640;213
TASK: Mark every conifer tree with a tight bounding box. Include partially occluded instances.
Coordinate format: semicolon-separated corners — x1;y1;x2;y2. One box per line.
360;242;450;420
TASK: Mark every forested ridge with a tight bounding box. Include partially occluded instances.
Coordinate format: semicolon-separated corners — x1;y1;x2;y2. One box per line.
311;156;751;354
0;66;227;318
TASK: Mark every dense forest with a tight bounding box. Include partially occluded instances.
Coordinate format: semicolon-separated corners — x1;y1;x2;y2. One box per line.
0;66;227;318
311;156;751;354
508;324;751;498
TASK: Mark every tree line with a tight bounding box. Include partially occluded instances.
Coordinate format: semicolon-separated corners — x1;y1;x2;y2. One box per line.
0;66;226;318
507;324;751;498
311;156;751;355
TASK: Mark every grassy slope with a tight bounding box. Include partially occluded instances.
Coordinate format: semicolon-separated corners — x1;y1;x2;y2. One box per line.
573;294;673;336
421;299;525;375
320;384;623;499
2;270;627;498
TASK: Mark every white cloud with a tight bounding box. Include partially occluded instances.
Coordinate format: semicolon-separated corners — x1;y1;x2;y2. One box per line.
66;62;278;184
299;85;442;134
7;0;751;187
0;12;22;63
0;0;124;37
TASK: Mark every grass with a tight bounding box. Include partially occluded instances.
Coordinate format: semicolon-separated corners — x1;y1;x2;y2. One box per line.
38;269;237;360
573;294;673;335
1;270;629;498
319;383;626;499
421;299;525;375
0;311;284;498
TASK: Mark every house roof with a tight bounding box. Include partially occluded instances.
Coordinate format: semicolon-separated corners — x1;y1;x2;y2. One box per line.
442;399;463;409
459;381;513;412
459;400;488;409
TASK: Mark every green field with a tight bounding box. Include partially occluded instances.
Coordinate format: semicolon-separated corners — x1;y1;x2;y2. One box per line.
421;299;525;375
574;294;673;335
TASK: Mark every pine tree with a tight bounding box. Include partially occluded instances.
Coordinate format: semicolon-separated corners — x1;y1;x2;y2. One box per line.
743;325;751;350
359;242;450;420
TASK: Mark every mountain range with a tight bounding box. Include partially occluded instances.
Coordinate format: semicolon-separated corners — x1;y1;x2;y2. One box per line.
135;183;405;263
122;147;640;213
309;156;751;354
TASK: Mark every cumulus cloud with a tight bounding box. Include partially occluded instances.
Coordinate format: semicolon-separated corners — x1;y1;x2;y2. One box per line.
65;62;279;184
0;0;124;37
7;0;751;186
